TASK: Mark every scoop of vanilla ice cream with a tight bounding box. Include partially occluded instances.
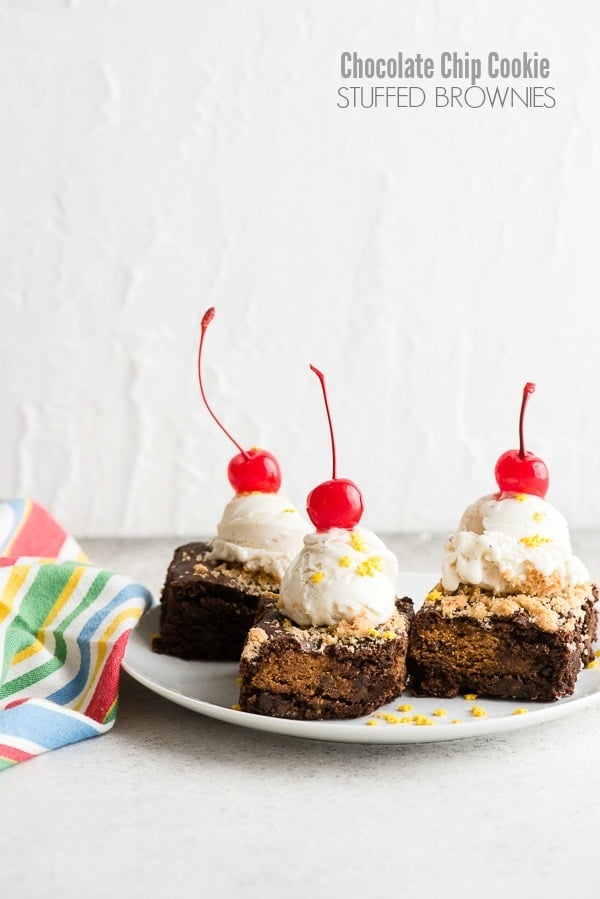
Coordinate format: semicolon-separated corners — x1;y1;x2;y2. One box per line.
442;493;589;593
278;526;399;627
208;493;309;581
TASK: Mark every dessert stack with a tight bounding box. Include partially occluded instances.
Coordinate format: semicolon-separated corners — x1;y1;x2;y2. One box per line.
407;383;598;701
153;308;309;661
238;365;414;718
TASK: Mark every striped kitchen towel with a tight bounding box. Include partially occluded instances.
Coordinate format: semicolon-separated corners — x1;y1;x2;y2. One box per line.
0;499;152;769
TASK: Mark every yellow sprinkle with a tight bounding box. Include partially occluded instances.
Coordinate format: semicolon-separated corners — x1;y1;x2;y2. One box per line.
471;706;487;718
413;715;434;726
236;676;242;684
399;717;413;724
231;704;241;711
512;708;528;715
432;709;447;717
586;660;598;669
366;719;378;726
382;630;397;640
382;714;402;724
397;703;413;712
349;531;366;553
519;534;552;548
356;556;383;577
464;693;478;701
595;649;600;658
451;719;462;725
338;555;351;568
283;508;296;514
426;589;443;602
310;571;324;584
514;493;527;502
533;511;544;522
367;628;382;638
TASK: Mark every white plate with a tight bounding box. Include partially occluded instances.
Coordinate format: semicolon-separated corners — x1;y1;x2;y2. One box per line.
122;573;600;744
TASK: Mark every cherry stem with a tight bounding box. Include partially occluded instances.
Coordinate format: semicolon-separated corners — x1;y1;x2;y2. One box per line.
518;382;536;459
198;308;248;458
310;364;337;480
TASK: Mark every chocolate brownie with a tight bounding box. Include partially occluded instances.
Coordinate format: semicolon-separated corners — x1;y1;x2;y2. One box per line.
239;596;414;719
407;585;598;702
152;542;279;661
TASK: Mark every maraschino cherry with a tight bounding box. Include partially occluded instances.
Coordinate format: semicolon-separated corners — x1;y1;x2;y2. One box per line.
306;365;364;531
198;307;281;494
494;382;549;499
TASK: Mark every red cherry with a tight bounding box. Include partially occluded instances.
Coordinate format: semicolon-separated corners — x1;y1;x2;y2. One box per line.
198;308;282;494
306;479;364;531
306;365;364;531
228;448;281;494
494;382;549;499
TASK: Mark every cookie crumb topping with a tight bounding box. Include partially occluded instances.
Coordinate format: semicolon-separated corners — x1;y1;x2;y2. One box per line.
382;713;402;724
519;534;552;547
356;556;383;577
349;531;366;553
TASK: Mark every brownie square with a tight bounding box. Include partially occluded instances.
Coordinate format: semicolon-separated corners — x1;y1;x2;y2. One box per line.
239;596;414;720
407;586;598;702
152;542;279;661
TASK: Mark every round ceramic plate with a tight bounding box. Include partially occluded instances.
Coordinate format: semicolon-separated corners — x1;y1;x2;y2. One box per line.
122;573;600;744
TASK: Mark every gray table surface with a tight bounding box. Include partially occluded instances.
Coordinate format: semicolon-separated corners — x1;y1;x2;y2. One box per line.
4;533;600;899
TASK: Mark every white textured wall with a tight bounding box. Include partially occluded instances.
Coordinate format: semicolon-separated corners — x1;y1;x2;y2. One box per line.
1;0;600;537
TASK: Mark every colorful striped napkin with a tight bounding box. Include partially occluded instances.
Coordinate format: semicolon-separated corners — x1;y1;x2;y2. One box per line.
0;499;152;769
